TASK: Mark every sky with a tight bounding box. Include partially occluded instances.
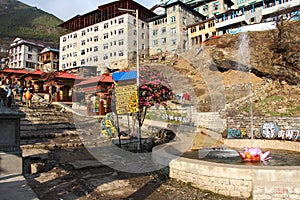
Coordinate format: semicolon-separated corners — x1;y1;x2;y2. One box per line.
19;0;160;21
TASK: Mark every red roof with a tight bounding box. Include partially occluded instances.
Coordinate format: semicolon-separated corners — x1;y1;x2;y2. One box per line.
54;71;86;80
75;74;113;87
1;68;29;74
28;69;45;76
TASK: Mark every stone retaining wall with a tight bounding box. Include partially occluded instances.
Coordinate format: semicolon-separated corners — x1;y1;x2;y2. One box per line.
192;112;226;133
169;157;300;199
227;115;300;139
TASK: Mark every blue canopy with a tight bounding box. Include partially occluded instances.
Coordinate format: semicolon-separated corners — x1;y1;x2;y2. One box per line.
112;70;137;81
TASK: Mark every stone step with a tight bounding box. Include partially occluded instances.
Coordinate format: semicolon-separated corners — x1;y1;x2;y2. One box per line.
20;123;76;131
21;118;72;124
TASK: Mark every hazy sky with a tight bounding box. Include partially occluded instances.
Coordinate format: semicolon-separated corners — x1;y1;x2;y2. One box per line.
18;0;159;21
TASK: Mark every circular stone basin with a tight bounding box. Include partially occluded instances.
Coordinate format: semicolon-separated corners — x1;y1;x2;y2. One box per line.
154;137;300;199
183;148;300;166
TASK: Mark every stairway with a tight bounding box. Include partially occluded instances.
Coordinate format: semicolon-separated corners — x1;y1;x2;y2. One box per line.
12;97;84;149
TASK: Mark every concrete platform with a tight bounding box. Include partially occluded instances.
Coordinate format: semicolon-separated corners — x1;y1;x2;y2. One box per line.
0;174;38;200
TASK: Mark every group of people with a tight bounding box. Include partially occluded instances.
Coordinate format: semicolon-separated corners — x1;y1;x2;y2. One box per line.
0;83;34;108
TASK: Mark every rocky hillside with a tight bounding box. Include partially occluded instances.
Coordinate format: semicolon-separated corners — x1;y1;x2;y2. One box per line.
0;0;66;48
146;19;300;116
206;19;300;85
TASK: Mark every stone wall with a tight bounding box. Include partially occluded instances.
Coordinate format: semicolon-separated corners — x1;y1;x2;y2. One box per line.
191;112;226;133
227;115;300;139
169;157;300;200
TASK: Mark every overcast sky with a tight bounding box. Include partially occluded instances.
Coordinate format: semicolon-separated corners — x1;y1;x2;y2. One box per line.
19;0;159;21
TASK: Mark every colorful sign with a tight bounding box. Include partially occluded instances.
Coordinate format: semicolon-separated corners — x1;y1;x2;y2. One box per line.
115;84;138;114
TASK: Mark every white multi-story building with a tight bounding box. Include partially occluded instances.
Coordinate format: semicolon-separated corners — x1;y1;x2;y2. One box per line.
148;1;205;55
8;37;45;70
59;0;156;74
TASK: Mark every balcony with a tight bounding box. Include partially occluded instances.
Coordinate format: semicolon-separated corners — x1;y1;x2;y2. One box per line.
262;0;300;16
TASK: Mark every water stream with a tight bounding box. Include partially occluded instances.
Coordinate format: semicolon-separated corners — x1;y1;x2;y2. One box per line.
238;32;254;145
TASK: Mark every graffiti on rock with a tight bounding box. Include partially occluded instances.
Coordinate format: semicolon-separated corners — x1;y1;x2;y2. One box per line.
260;122;279;139
277;130;300;141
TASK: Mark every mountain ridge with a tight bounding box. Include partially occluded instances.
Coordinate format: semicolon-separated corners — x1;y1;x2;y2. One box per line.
0;0;66;48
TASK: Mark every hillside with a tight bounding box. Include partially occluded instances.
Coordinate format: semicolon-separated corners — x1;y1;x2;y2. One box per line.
145;19;300;116
0;0;66;47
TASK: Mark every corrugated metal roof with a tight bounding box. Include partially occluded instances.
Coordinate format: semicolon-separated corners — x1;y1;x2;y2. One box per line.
112;70;137;81
75;74;113;87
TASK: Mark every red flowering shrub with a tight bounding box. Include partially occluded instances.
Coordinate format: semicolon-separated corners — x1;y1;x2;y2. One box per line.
137;65;173;126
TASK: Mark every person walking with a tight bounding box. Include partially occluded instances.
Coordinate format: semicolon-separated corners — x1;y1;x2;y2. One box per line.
24;85;33;108
6;85;13;108
18;85;24;104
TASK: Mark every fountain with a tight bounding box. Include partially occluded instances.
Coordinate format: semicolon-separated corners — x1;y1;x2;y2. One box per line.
152;32;300;199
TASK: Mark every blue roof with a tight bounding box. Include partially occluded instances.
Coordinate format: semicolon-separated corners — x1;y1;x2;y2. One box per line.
112;70;137;81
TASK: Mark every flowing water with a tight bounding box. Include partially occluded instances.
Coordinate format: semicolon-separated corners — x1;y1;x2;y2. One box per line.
182;149;300;166
238;32;254;144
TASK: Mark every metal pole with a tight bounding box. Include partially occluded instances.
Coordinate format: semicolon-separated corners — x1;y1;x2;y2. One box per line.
136;9;142;152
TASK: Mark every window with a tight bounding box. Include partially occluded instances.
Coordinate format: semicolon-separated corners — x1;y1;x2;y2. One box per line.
94;26;98;31
62;46;66;51
182;17;187;25
81;40;86;46
208;21;214;28
170;16;176;23
141;23;145;29
171;39;177;45
161;27;166;34
118;28;124;35
28;54;32;60
142;44;145;50
103;54;108;60
119;51;124;56
213;3;219;10
73;52;77;57
153;40;158;45
73;43;77;48
142;33;145;39
81;59;85;65
153;30;158;36
94;46;98;52
28;46;33;52
170;27;176;35
81;50;85;55
162;38;166;44
199;25;205;30
191;27;196;33
104;33;108;39
62;55;66;60
118;39;124;45
73;61;77;66
73;33;77;38
82;30;86;36
118;17;124;24
94;56;98;62
94;36;98;42
103;43;108;50
63;37;66;42
104;23;109;29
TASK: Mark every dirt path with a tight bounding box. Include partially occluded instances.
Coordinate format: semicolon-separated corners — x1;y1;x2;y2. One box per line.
24;147;247;200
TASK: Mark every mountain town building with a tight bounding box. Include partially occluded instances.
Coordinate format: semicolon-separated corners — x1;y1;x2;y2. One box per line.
58;0;156;74
148;1;205;55
39;47;59;72
8;37;45;70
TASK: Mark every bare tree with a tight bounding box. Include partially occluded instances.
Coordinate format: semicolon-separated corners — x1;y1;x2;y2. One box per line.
270;9;300;84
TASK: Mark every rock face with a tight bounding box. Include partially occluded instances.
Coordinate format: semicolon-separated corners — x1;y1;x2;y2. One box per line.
204;21;300;85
